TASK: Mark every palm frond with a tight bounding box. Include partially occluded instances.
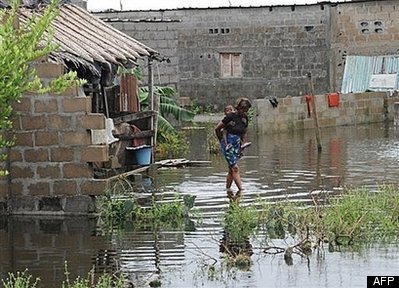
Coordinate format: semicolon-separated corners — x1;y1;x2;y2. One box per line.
160;103;195;121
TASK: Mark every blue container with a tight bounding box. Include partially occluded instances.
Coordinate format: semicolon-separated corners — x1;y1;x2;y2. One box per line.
126;145;152;165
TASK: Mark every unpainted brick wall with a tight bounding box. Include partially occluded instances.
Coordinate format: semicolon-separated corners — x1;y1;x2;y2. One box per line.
0;62;110;215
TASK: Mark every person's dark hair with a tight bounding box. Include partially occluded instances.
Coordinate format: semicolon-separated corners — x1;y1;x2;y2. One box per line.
235;97;252;110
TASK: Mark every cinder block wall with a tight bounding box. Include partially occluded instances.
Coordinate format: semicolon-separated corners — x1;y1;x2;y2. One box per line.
0;63;110;215
255;92;399;134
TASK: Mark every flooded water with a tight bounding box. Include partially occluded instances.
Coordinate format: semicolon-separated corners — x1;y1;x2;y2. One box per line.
1;122;399;287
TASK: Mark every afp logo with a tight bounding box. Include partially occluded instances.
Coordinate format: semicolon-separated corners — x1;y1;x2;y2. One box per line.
367;276;399;287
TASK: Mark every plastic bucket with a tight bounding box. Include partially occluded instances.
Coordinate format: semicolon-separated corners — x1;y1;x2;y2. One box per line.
126;145;152;165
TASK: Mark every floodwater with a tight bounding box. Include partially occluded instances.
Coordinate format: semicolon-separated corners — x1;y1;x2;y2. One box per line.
1;122;399;288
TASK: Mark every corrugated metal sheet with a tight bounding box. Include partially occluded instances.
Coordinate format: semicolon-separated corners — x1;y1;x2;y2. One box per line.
341;55;399;93
15;4;159;78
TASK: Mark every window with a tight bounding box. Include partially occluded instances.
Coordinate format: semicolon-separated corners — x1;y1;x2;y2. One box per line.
220;53;242;78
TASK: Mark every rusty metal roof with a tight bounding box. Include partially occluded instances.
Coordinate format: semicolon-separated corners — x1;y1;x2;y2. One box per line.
17;4;159;77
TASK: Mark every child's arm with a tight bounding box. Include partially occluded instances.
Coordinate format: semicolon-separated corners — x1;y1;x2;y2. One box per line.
215;121;225;141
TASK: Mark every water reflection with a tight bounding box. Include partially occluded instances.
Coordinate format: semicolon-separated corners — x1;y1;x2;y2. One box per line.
1;122;399;288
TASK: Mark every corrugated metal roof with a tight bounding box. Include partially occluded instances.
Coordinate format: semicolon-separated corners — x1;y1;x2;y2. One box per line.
341;55;399;93
17;4;159;78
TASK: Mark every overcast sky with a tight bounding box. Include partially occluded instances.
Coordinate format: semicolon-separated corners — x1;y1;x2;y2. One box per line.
86;0;350;11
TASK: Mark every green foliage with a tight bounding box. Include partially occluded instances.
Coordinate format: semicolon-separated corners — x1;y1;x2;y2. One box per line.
0;0;85;176
156;130;189;159
323;185;399;244
1;270;39;288
138;85;194;158
98;178;198;231
224;202;258;245
139;86;195;130
205;123;220;154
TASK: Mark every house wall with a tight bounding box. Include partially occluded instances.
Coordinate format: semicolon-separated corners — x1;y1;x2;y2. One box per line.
95;0;399;111
330;0;399;91
255;92;399;134
97;5;330;110
0;62;110;216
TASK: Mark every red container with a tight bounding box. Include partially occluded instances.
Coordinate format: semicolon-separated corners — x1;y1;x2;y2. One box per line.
328;93;340;107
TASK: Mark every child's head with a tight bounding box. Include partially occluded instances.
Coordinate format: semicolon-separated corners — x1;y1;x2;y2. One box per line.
224;105;235;115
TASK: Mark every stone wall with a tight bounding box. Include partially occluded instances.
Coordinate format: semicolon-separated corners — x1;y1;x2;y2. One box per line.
0;62;110;216
255;92;399;134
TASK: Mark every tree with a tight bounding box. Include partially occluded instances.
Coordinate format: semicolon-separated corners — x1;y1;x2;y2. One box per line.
0;0;85;176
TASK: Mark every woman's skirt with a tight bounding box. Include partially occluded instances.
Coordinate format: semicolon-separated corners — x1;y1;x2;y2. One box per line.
220;133;241;168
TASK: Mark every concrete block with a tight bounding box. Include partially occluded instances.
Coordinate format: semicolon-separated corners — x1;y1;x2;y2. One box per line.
53;180;78;195
64;195;96;214
20;115;47;130
34;99;58;113
81;179;109;196
12;97;32;113
50;147;74;162
36;63;64;78
38;196;62;212
24;148;49;162
11;196;37;213
37;165;61;179
62;97;91;113
47;115;71;130
63;163;93;179
77;114;106;130
35;131;59;146
81;145;109;162
63;131;91;146
14;132;34;147
28;182;50;196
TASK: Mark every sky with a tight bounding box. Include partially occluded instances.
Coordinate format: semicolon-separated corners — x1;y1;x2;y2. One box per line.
86;0;350;11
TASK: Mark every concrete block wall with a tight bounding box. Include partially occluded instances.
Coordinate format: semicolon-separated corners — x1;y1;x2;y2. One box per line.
97;1;399;111
0;63;110;215
394;102;399;126
330;0;399;91
255;92;399;134
98;4;330;110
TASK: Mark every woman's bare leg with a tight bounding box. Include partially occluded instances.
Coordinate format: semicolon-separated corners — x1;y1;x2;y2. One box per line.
231;165;242;191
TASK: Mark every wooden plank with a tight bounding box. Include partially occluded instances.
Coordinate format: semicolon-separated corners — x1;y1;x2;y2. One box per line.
116;130;154;140
113;110;156;124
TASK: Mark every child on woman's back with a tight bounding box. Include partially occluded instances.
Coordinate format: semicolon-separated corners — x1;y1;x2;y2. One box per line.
222;104;251;152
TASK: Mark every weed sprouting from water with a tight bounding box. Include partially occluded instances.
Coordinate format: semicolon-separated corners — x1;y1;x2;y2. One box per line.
98;177;199;232
1;263;125;288
1;270;39;288
259;184;399;262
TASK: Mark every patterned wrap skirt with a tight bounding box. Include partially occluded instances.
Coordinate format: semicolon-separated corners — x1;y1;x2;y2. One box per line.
220;133;241;168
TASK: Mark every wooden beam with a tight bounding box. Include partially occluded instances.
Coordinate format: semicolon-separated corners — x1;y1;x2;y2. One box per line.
115;130;154;140
113;110;156;124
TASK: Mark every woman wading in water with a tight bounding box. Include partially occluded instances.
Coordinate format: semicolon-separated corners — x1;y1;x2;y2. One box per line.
215;97;251;199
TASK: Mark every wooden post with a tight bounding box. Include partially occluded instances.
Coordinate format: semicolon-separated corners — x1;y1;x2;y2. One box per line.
307;72;322;152
148;57;157;163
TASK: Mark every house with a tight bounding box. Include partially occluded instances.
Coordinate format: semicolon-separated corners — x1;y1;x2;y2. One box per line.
95;0;399;110
0;1;161;215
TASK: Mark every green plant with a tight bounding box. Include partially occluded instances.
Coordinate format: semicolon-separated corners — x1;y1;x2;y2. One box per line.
0;0;85;176
1;270;39;288
205;123;220;154
155;130;189;159
98;179;199;231
323;185;399;244
139;86;195;134
224;202;258;245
